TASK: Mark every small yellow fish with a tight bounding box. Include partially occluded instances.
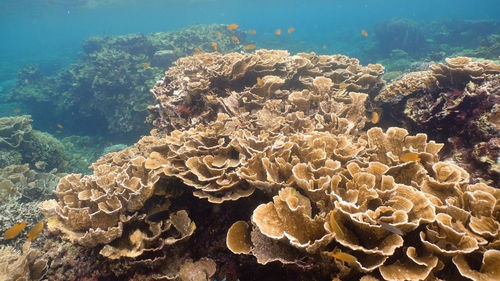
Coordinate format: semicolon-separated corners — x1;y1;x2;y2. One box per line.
256;77;263;86
27;221;44;241
231;35;240;44
216;31;221;37
400;152;421;162
227;23;238;31
13;108;21;114
3;222;26;240
322;44;327;49
329;210;344;239
143;62;150;69
203;59;214;65
339;82;347;89
371;111;380;124
193;47;203;55
55;130;62;134
275;29;281;35
56;123;63;129
287;27;295;34
245;44;256;50
248;29;256;34
361;29;368;37
211;42;218;51
330;249;357;265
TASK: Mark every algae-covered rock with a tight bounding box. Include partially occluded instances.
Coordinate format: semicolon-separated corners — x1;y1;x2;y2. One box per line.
21;130;69;172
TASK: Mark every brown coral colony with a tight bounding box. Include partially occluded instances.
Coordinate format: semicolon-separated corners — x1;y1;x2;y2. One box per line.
39;50;500;280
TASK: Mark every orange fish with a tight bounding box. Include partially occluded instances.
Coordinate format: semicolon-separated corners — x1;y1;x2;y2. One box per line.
400;152;421;162
245;44;256;50
216;31;221;37
211;42;218;51
227;23;238;31
194;47;203;55
231;35;240;44
143;62;150;69
329;210;344;239
287;27;295;34
275;29;281;35
248;29;256;34
57;123;63;129
13;108;21;114
3;222;26;240
330;250;357;265
256;77;263;86
27;221;44;241
371;111;380;124
203;59;214;65
361;29;368;37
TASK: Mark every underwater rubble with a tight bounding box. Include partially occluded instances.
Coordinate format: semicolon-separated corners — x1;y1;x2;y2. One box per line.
23;50;499;281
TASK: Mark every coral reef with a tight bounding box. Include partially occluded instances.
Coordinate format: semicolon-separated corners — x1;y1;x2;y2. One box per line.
373;19;425;56
376;57;500;186
149;49;384;133
0;115;69;172
39;51;500;281
0;241;48;281
0;164;60;250
7;24;246;139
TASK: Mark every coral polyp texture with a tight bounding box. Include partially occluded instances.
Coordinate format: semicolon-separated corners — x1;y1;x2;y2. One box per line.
40;51;500;281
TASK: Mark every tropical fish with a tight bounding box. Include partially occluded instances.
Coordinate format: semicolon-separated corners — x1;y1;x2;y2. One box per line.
248;29;256;34
173;48;178;54
55;130;62;134
13;108;21;114
322;44;327;49
231;35;240;44
27;221;44;241
56;123;63;129
216;31;221;37
227;23;238;31
371;111;380;124
400;152;421;162
361;29;368;37
329;210;344;239
143;62;150;69
256;77;263;86
203;59;214;65
275;29;282;35
245;44;256;50
288;27;295;34
3;222;26;240
211;42;218;51
147;210;170;222
379;221;403;236
330;250;357;265
194;47;203;55
339;82;347;89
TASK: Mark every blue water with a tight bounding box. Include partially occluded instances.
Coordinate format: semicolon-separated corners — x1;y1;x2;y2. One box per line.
1;0;498;82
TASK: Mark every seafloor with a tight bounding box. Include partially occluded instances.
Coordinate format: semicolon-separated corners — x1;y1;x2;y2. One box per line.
0;21;499;281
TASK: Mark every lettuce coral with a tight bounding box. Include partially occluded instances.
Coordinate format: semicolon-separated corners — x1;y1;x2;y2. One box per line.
40;51;500;281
